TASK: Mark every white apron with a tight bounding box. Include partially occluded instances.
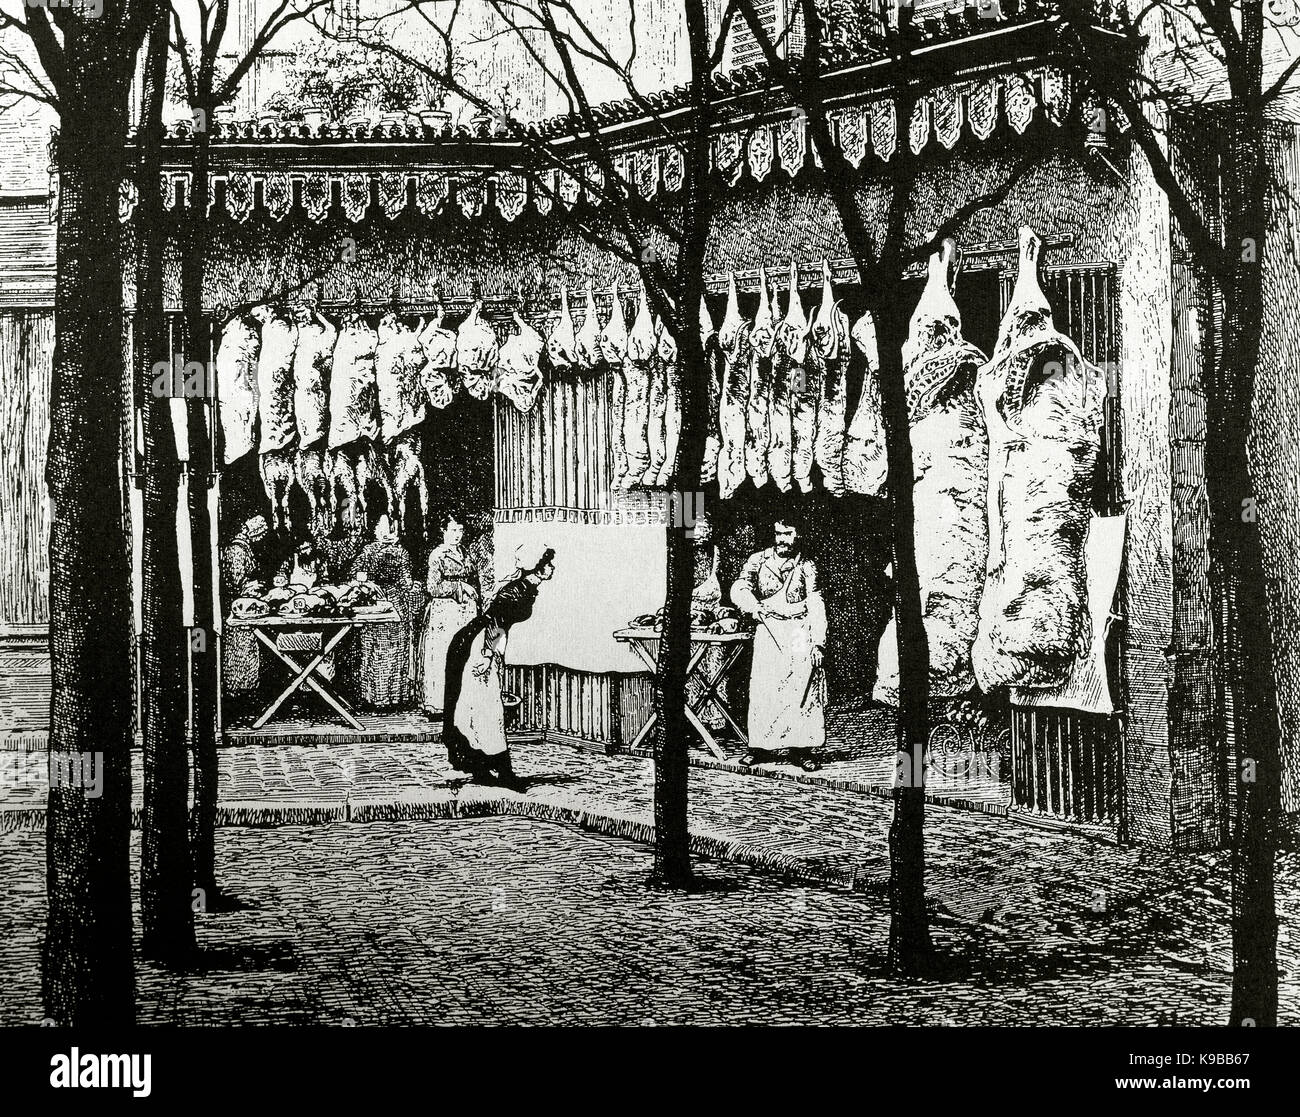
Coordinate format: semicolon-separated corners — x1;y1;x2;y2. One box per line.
419;597;477;711
453;629;509;757
746;562;826;753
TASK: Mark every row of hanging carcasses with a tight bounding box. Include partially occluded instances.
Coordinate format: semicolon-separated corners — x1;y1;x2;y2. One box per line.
539;266;888;496
216;299;545;468
215;300;546;537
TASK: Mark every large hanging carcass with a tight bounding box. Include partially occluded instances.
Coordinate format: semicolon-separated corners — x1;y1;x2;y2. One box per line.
973;225;1106;691
874;239;989;705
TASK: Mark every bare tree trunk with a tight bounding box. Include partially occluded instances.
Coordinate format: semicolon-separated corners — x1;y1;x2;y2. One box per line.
183;126;222;903
1215;81;1279;1026
869;291;935;976
649;1;713;889
137;9;196;962
42;80;137;1029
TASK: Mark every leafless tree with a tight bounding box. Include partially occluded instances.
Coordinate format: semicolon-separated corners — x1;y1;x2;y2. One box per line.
1058;0;1300;1028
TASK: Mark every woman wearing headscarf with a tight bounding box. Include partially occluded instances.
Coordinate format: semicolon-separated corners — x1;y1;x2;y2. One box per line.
418;512;480;714
443;541;556;789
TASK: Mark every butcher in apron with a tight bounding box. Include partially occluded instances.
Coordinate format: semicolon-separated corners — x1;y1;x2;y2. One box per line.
729;518;828;771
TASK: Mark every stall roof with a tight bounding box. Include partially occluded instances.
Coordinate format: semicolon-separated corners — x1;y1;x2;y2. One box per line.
118;13;1130;225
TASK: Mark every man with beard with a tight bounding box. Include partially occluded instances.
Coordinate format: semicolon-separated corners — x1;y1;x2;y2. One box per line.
729;516;827;771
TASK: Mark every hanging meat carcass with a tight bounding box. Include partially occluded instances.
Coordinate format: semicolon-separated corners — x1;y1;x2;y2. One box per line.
497;311;544;412
377;311;429;535
843;310;887;496
874;239;990;705
328;311;381;448
656;319;681;487
292;306;336;535
251;305;299;535
418;306;459;410
700;297;722;486
215;310;260;466
767;266;801;493
457;299;500;401
716;273;750;499
745;272;777;488
634;290;664;486
810;263;850;496
973;225;1106;691
546;283;577;371
327;312;390;530
601;284;640;490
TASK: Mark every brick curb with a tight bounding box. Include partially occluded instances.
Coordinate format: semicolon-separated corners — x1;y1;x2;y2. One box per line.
0;790;872;890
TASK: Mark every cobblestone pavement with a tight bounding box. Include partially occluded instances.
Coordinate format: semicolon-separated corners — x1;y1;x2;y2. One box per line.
0;819;1296;1026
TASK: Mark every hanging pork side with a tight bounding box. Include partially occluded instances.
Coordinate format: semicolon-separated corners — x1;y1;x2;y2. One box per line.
216;310;260;466
716;274;750;499
292;306;336;534
497;311;544;412
603;284;643;489
700;298;722;486
327;312;388;530
418;306;459;409
656;320;681;487
973;226;1106;691
810;263;850;496
457;299;500;401
766;265;802;493
745;273;777;488
376;311;428;443
874;239;990;705
843;310;887;497
328;311;381;448
633;290;664;486
786;263;819;493
251;305;299;535
377;311;429;535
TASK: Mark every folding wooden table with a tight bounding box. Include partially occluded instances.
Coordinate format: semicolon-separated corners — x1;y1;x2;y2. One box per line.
613;627;752;760
227;610;400;731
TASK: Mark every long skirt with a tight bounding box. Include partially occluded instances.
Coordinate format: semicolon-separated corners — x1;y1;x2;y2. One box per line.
748;614;826;754
419;597;477;712
443;616;507;762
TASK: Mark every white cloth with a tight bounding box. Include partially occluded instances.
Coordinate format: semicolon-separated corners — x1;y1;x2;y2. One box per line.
495;519;667;673
730;549;828;753
1012;515;1126;714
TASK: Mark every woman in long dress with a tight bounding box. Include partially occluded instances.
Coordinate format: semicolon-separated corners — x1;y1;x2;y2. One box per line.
418;513;480;714
443;543;556;789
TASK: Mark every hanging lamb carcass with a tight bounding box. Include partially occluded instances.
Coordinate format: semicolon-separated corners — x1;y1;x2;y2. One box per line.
973;225;1106;691
767;265;803;493
376;311;429;534
656;318;681;487
874;239;990;705
327;311;391;531
700;297;723;486
496;311;544;413
215;310;260;466
634;291;664;486
418;306;459;409
546;283;577;372
252;304;299;535
745;272;777;488
716;273;750;499
292;305;336;536
843;309;887;497
457;299;500;401
809;263;850;497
